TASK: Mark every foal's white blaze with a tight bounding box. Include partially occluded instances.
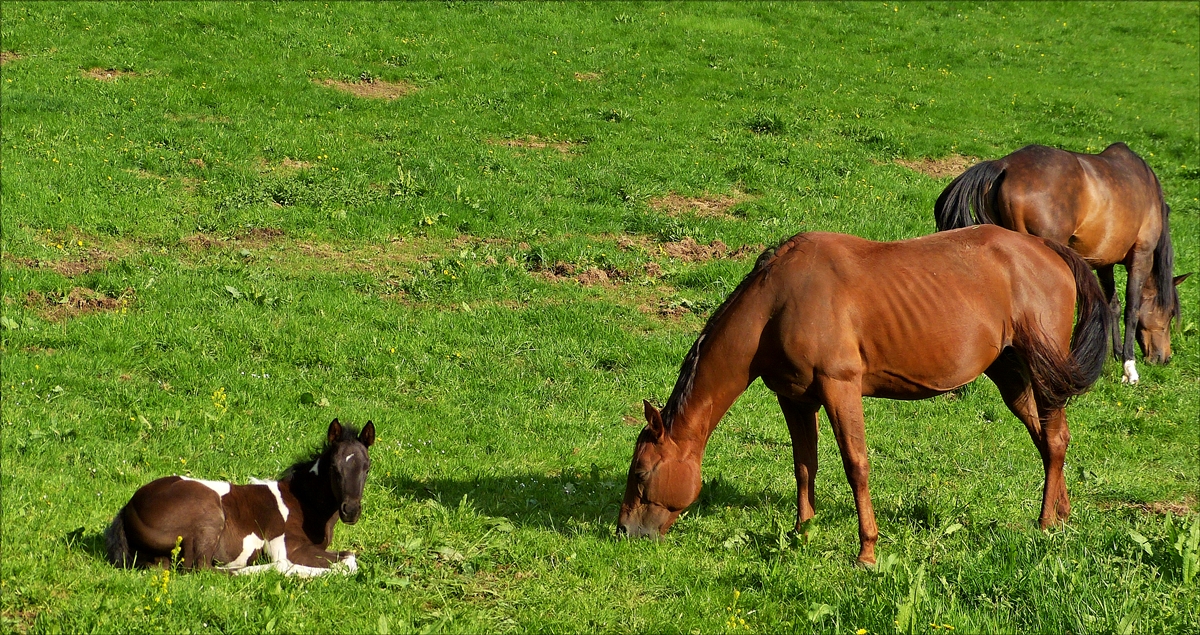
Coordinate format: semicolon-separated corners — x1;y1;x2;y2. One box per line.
308;461;320;475
1122;360;1139;385
179;476;231;497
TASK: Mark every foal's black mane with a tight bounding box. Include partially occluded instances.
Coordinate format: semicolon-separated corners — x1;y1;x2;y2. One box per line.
660;236;808;429
282;424;363;479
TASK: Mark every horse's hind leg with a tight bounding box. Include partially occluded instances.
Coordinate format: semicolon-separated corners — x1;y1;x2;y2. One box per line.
985;358;1069;526
1037;407;1071;523
182;525;222;570
778;396;820;528
820;379;878;564
1098;265;1122;360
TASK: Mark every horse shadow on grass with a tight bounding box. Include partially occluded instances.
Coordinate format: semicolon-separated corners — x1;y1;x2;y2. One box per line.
379;471;859;538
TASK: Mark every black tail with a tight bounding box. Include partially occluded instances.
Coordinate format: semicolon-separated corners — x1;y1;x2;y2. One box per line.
105;510;133;568
1017;240;1112;410
934;160;1006;230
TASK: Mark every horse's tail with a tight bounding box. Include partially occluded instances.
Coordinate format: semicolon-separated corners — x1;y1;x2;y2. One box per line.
934;160;1005;230
105;510;134;568
1016;240;1112;410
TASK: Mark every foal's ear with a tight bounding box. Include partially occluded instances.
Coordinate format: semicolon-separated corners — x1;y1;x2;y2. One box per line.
359;420;376;447
1174;273;1193;286
327;418;343;445
643;399;664;438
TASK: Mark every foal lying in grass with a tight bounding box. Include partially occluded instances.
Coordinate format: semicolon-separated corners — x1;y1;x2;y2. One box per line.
106;419;374;577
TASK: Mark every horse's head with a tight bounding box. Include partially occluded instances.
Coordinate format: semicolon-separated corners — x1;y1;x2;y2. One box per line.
617;400;702;538
325;418;375;525
1137;273;1190;364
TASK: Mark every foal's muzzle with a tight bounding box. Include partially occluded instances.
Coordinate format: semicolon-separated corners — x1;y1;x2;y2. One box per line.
340;501;362;524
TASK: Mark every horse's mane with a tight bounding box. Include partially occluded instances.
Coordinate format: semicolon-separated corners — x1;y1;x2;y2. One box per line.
282;424;362;478
659;234;809;428
1120;144;1181;324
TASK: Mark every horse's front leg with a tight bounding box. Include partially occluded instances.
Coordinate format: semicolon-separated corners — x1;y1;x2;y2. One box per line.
283;544;357;577
820;378;878;564
1121;252;1153;383
778;396;820;529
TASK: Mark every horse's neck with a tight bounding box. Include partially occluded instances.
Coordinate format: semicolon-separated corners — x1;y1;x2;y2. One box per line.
281;459;339;544
667;288;768;450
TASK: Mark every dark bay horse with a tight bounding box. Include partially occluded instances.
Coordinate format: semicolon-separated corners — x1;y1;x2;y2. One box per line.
106;419;374;576
618;227;1110;563
934;143;1189;384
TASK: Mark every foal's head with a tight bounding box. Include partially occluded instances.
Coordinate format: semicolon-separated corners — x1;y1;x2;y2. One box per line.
1137;273;1190;364
322;418;375;524
617;401;702;538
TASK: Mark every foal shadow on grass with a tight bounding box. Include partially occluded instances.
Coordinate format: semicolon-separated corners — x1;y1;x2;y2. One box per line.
380;472;822;537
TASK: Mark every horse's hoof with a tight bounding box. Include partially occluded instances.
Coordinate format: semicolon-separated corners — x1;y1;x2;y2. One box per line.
1121;360;1139;385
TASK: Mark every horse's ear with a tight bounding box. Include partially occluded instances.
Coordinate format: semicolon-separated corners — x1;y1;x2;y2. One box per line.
359;421;376;447
1174;273;1192;286
327;418;343;445
643;399;664;438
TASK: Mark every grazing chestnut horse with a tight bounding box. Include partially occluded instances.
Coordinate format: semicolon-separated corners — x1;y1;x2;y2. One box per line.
934;143;1189;384
106;419;374;576
618;227;1110;563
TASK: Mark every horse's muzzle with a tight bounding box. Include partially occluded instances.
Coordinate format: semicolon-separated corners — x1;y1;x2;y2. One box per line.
340;502;362;525
616;521;662;539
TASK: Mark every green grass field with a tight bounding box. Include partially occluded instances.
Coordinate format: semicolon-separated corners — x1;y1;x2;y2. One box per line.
2;2;1198;633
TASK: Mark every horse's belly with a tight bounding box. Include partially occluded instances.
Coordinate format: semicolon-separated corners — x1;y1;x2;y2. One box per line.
858;326;1002;398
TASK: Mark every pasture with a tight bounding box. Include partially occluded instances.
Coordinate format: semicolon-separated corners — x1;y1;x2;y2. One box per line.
1;2;1197;633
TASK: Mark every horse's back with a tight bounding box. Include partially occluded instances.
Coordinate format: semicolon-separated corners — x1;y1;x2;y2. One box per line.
996;144;1161;264
765;228;1074;398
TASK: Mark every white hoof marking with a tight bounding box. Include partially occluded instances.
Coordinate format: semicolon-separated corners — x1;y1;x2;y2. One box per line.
1121;360;1139;385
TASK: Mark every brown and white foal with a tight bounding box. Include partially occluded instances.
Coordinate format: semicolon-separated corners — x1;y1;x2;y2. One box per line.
106;419;374;577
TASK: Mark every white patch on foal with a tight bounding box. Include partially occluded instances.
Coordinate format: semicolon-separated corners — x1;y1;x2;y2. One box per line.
250;478;289;522
1121;359;1139;385
179;476;230;497
217;533;266;570
228;533;355;578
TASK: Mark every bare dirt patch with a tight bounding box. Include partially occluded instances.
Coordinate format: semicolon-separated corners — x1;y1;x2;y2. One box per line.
84;67;138;81
25;287;133;321
1102;497;1197;517
488;136;579;155
181;233;223;250
181;228;286;251
530;260;624;287
575;268;610;287
4;249;116;277
257;157;314;174
650;192;748;218
314;77;417;100
1;51;21;65
280;158;312;170
659;238;729;262
574;71;602;82
894;155;977;179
